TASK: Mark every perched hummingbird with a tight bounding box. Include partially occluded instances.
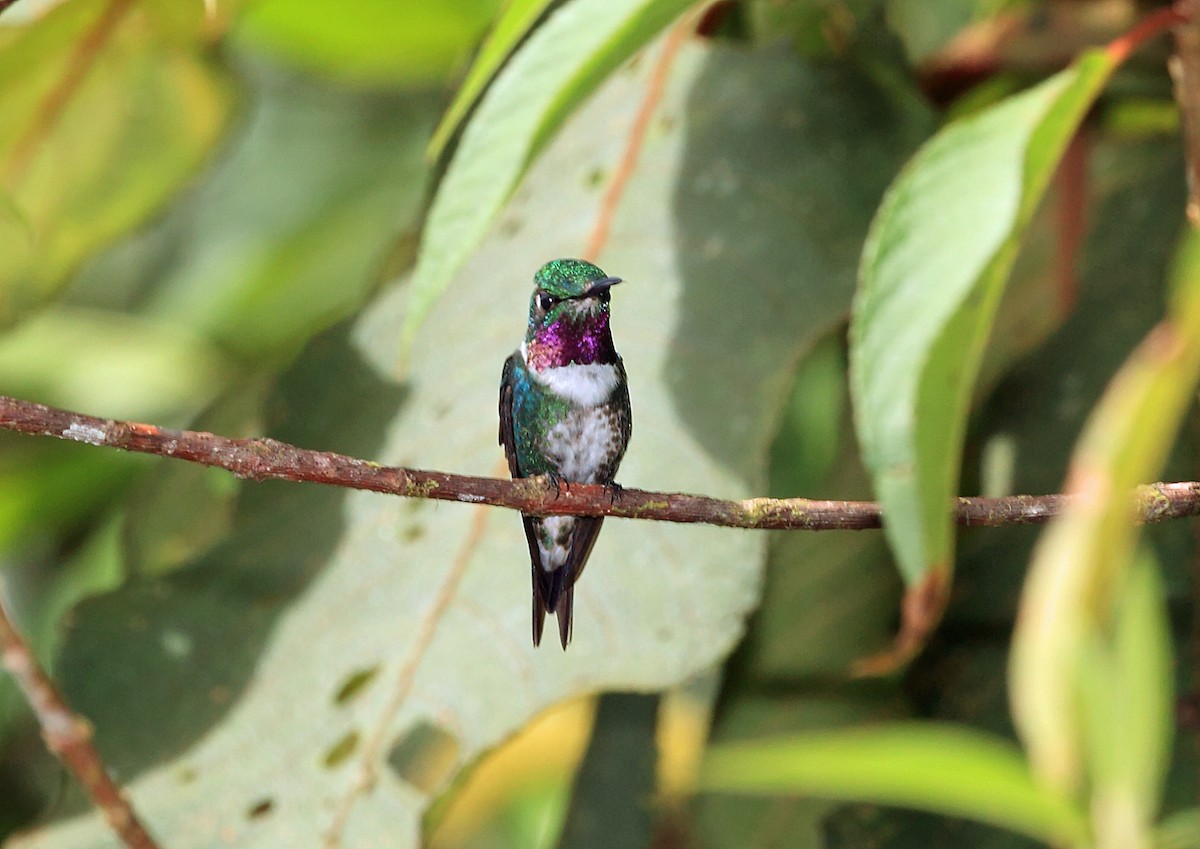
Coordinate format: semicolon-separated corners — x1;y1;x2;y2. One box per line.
499;259;632;649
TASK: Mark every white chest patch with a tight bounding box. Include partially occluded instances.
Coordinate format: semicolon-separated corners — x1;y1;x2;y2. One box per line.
521;342;619;406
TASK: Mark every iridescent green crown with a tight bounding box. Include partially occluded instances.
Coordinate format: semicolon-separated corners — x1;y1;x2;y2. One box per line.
534;258;610;298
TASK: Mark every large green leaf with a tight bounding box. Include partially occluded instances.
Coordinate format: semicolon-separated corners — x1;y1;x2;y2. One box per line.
3;41;814;849
399;0;698;354
848;49;1118;635
0;0;231;321
701;723;1086;847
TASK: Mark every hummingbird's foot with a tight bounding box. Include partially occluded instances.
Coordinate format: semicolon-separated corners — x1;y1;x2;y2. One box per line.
604;481;624;505
543;472;566;498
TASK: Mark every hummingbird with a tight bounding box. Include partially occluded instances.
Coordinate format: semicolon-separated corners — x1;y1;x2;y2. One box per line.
499;259;632;649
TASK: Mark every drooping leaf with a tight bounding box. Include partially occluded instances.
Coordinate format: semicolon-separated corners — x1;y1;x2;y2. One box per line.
1077;550;1172;848
701;723;1087;847
1010;222;1200;799
849;48;1120;650
399;0;698;354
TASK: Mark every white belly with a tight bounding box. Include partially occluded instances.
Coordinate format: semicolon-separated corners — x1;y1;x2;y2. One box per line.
544;408;618;483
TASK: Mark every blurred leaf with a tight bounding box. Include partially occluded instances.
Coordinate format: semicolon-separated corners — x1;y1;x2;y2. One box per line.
667;40;931;476
0;516;126;732
428;0;559;159
0;0;232;320
694;691;906;849
752;392;901;680
849;50;1118;629
1158;809;1200;849
768;330;847;497
0;437;141;556
1010;222;1200;798
0;307;229;421
745;0;882;58
1078;550;1172;849
885;0;986;62
121;383;266;578
425;698;596;849
701;723;1087;847
74;60;438;362
555;694;658;849
233;0;501;84
399;0;698;355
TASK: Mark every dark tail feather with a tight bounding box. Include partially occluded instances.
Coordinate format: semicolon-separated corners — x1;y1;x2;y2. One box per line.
532;565;561;647
532;587;547;646
531;547;565;647
529;516;604;649
556;585;574;649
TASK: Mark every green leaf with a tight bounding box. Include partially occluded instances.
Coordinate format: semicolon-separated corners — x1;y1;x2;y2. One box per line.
233;0;502;84
1078;550;1173;849
768;331;848;497
399;0;697;355
72;64;437;362
1157;809;1200;849
1010;222;1200;798
885;0;986;63
693;691;908;849
700;723;1087;847
0;307;230;421
427;0;559;159
555;694;659;849
849;50;1117;594
0;0;232;320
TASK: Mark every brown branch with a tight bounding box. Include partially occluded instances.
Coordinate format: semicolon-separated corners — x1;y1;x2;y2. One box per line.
0;587;161;849
3;395;1200;530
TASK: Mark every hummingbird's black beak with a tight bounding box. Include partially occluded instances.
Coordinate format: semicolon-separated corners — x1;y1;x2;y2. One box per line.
585;276;622;295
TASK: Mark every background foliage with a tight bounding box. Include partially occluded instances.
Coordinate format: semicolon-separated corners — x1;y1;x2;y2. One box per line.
0;0;1197;848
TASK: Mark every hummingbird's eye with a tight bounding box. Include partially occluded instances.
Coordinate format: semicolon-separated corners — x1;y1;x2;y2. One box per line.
536;292;557;312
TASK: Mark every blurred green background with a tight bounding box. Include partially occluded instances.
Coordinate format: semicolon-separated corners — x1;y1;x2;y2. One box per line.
0;1;1196;848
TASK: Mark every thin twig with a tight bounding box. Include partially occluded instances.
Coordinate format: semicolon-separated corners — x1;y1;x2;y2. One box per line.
0;586;161;849
3;395;1200;530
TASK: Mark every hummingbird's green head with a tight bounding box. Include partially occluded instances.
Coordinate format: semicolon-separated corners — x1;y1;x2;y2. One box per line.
524;258;622;368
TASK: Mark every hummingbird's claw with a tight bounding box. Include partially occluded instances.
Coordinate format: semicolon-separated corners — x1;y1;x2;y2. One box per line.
605;481;624;505
544;472;566;499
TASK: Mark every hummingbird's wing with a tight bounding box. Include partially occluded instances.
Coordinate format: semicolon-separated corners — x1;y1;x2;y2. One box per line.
498;353;522;478
500;353;554;646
